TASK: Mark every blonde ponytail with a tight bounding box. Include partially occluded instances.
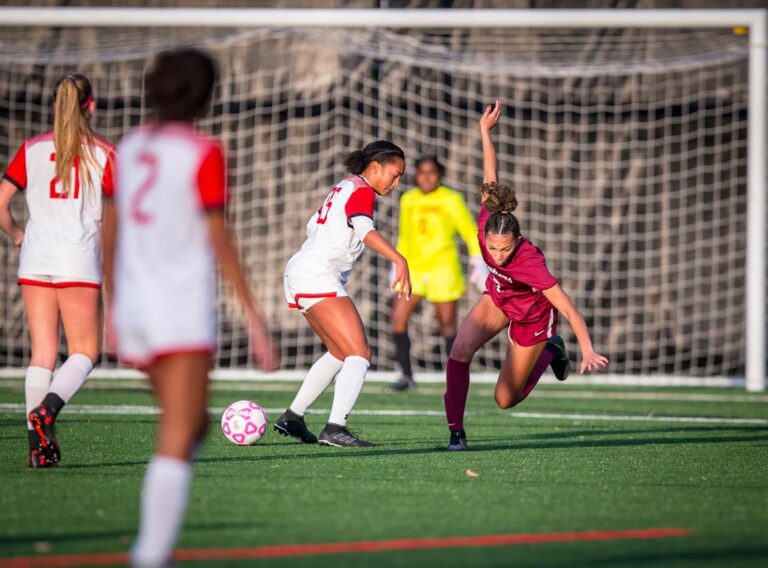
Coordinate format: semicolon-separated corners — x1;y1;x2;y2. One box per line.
53;74;99;196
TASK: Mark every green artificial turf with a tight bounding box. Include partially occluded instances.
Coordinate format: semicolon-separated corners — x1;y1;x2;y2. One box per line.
0;379;766;567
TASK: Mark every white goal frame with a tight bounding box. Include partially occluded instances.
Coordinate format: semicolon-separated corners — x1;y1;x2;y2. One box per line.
0;7;765;391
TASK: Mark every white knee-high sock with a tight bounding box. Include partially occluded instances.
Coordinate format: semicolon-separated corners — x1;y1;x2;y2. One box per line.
328;356;370;426
49;353;93;403
131;456;192;568
289;352;344;416
25;367;53;429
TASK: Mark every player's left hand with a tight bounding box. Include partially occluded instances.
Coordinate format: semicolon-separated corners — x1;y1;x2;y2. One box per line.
392;258;411;300
468;256;488;292
579;350;609;375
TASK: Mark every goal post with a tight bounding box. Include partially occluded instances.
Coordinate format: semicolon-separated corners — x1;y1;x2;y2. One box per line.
0;7;764;391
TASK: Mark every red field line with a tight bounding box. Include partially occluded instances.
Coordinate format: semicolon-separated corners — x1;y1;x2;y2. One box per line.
0;527;693;567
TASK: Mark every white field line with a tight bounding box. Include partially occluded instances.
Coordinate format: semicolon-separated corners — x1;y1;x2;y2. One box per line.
0;368;748;388
0;403;765;426
1;379;766;403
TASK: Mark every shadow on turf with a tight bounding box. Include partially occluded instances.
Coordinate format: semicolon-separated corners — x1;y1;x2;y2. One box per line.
53;425;768;470
0;522;245;547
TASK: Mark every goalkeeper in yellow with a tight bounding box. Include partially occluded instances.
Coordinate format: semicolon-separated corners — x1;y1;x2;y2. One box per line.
388;157;487;392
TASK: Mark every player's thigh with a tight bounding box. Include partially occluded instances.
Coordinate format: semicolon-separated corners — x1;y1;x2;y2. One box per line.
21;284;60;369
451;294;509;362
149;352;210;459
305;296;370;360
434;300;458;335
391;294;422;331
57;286;102;361
303;310;344;360
495;340;547;408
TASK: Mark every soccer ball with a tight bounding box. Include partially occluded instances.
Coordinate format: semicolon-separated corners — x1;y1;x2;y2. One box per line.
220;400;268;445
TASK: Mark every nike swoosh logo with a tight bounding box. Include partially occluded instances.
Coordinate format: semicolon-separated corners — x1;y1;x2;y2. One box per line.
534;329;547;336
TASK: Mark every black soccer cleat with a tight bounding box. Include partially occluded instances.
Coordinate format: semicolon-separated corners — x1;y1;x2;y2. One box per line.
28;405;61;465
447;429;468;451
385;376;417;393
274;409;318;444
318;423;373;447
546;334;572;382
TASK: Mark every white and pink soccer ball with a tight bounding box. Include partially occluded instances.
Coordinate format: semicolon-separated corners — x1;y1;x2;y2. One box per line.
220;400;268;445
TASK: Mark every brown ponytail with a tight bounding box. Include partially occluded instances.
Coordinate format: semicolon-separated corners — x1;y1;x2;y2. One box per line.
480;181;520;237
53;74;99;195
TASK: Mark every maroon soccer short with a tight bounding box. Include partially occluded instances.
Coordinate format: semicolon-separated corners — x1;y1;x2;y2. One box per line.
507;308;558;347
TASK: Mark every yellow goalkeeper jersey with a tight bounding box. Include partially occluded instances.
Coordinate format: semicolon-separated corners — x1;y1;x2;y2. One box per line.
396;185;481;273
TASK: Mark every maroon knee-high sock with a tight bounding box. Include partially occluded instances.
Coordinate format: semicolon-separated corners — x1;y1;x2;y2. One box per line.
520;347;555;401
444;358;470;432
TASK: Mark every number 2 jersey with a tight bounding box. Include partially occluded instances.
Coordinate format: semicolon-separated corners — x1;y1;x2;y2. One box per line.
477;205;558;323
3;131;115;284
109;123;226;363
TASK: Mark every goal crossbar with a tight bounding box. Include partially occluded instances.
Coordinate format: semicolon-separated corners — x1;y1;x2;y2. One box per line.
1;8;765;392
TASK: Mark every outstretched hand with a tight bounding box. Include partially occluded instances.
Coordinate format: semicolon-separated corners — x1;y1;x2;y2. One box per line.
480;99;502;132
579;350;609;375
248;315;279;372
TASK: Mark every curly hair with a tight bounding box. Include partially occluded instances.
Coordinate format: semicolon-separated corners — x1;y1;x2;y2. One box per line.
479;182;520;237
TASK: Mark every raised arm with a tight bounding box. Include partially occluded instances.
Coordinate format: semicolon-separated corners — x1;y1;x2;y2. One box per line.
364;229;411;300
0;179;23;247
479;99;502;185
542;284;609;375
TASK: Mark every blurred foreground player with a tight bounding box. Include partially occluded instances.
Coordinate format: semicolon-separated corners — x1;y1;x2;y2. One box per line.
103;49;277;567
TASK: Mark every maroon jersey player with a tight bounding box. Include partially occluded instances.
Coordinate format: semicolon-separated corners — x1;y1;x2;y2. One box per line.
444;100;608;451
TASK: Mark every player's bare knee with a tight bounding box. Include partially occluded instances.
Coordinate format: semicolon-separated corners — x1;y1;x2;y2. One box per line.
494;392;515;409
439;323;457;337
450;337;474;362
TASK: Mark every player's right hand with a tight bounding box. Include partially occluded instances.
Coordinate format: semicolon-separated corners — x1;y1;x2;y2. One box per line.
391;258;411;300
479;99;502;132
247;316;279;372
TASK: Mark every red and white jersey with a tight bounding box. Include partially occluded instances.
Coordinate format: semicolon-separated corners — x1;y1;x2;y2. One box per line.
294;175;377;276
110;123;226;363
4;131;114;282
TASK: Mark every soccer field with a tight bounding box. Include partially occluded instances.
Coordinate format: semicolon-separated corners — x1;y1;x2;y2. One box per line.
0;379;766;568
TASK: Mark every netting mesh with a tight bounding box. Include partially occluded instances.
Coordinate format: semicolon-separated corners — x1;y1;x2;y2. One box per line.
0;23;749;377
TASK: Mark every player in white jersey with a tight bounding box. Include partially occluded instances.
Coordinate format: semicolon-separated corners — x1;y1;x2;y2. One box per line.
0;73;114;468
276;140;411;447
101;49;277;568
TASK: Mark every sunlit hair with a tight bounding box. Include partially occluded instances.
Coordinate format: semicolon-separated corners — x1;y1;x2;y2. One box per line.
344;140;405;175
52;73;100;196
479;181;520;238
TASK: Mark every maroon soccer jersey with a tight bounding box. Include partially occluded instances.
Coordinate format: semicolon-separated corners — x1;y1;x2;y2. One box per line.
478;205;558;323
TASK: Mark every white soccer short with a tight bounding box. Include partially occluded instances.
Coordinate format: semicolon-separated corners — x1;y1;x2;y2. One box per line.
284;254;348;313
113;292;217;367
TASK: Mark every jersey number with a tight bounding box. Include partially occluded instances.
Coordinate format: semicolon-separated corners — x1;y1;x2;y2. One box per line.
316;186;342;225
131;152;158;225
49;153;80;199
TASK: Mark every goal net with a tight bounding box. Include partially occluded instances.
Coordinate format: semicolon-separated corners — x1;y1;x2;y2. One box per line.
0;12;758;384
